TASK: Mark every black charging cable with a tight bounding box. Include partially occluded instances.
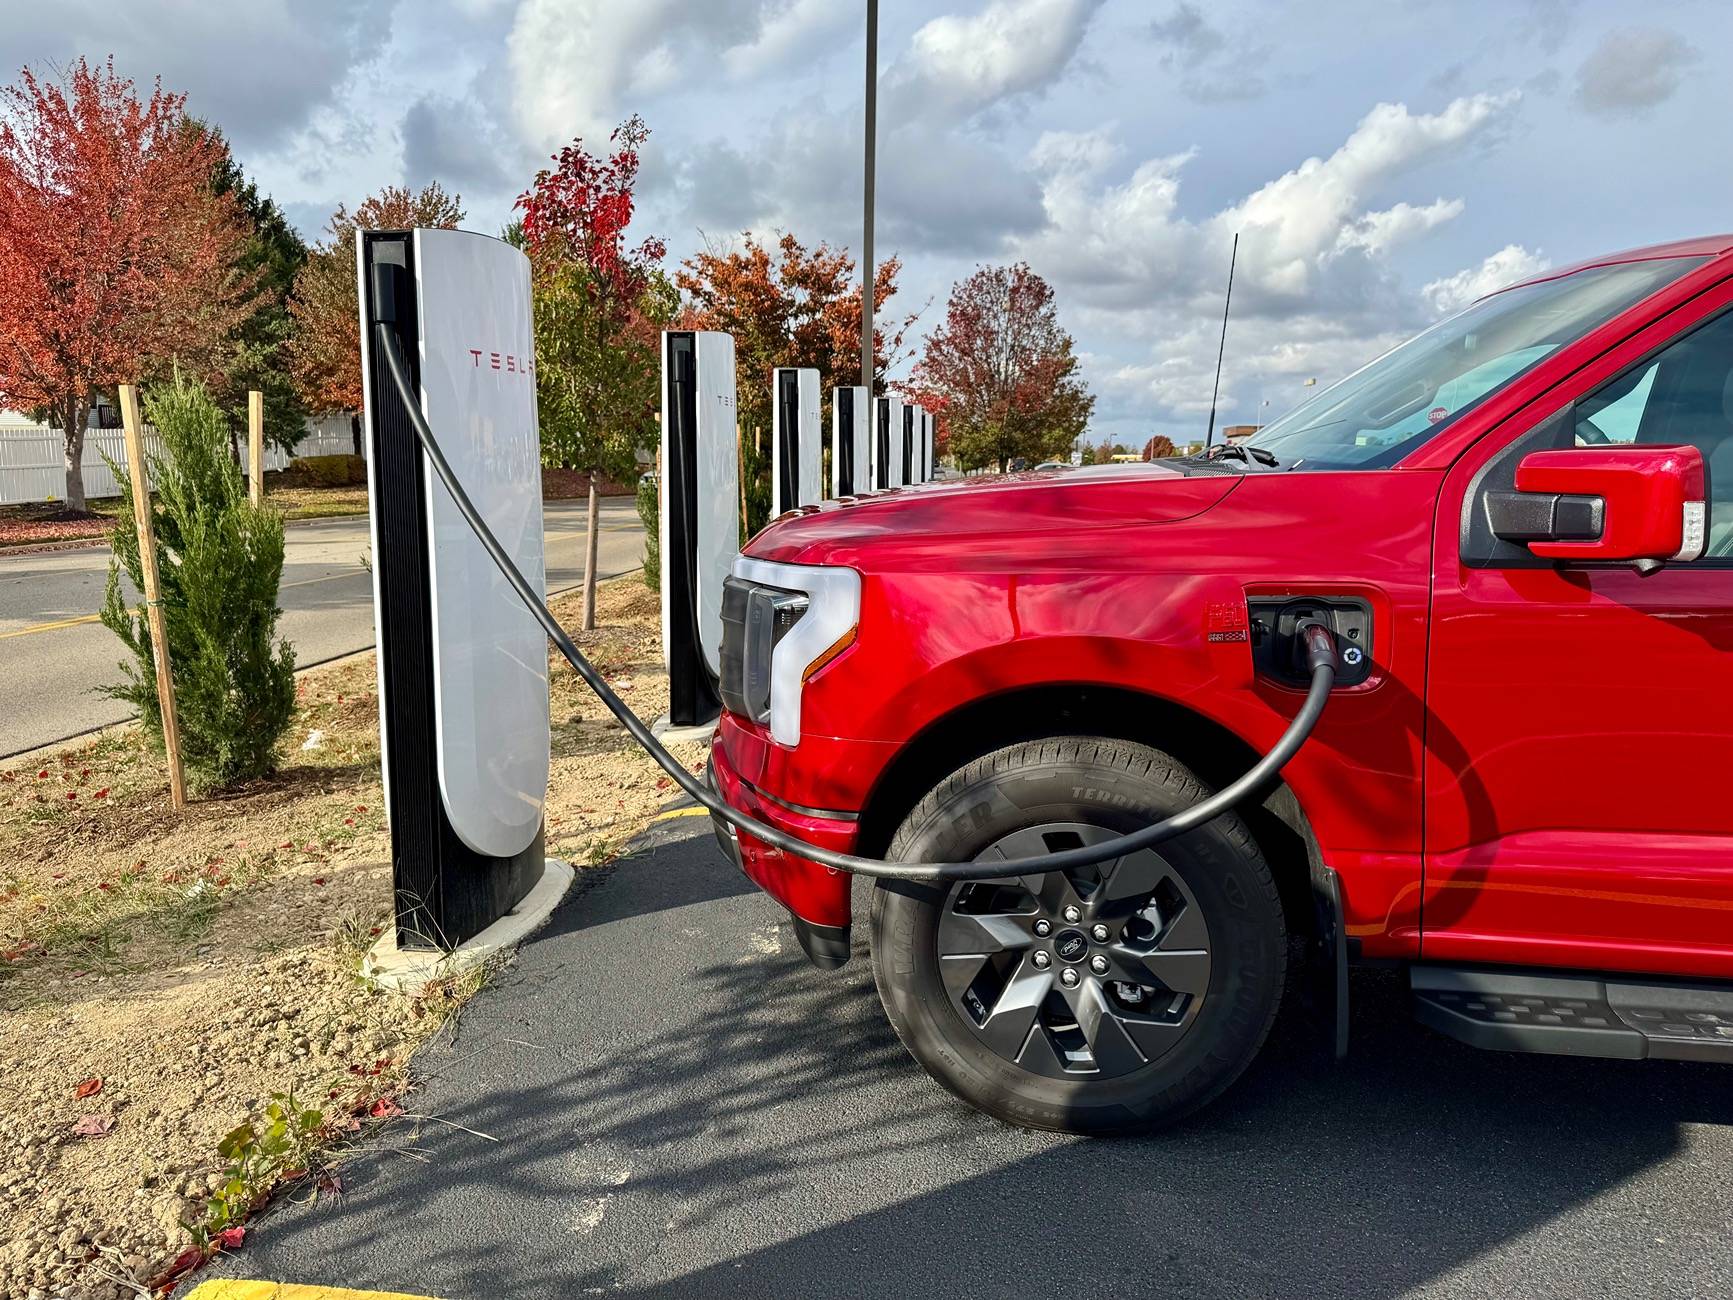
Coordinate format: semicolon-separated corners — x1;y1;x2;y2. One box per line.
375;321;1340;882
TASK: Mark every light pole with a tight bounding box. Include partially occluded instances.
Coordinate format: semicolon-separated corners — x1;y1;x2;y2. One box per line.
860;0;878;391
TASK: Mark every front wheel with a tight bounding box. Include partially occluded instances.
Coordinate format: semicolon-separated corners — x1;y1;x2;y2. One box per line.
870;737;1286;1134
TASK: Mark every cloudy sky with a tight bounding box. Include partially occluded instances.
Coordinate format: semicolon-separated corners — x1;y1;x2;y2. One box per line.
5;0;1727;441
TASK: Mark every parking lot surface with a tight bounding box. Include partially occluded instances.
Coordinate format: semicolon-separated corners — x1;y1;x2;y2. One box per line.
219;817;1733;1299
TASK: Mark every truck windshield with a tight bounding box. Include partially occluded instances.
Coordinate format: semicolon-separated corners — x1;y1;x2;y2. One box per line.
1248;257;1704;470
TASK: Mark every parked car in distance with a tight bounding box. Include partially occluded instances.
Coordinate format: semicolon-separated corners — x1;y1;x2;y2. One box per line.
710;234;1733;1133
1033;460;1069;471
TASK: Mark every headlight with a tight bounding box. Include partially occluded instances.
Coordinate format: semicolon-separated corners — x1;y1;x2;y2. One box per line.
720;558;860;746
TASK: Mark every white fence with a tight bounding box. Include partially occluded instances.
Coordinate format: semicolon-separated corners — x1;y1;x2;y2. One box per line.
0;413;362;507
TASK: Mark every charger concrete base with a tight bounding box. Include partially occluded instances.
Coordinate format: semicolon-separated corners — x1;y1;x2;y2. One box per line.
651;712;719;746
362;857;574;992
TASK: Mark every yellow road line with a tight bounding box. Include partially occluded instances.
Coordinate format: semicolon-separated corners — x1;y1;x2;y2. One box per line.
0;612;100;640
183;1284;440;1300
1;570;366;641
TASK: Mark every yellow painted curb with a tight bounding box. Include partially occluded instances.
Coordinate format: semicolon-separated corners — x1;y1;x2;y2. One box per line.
651;805;710;822
183;1282;440;1300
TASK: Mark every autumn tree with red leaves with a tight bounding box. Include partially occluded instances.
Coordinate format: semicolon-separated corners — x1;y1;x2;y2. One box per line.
518;115;674;628
0;58;261;512
1142;434;1176;460
288;183;465;442
677;232;914;532
908;262;1093;474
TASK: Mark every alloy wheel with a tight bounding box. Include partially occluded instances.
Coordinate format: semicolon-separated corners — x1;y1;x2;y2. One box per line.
934;822;1212;1080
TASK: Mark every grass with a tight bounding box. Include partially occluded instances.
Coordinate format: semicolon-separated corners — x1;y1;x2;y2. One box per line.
88;475;371;523
0;659;388;1003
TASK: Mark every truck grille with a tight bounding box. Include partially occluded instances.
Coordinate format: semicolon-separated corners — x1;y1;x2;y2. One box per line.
719;576;751;719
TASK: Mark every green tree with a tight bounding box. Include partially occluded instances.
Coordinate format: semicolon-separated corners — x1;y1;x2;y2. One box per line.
637;471;660;593
533;257;674;494
192;120;310;457
101;375;297;788
518;117;669;628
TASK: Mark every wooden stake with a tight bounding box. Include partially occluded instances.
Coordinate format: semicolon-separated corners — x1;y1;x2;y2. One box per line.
581;474;601;632
247;389;264;507
119;385;187;811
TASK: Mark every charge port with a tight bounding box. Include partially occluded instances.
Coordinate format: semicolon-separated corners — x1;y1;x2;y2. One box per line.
1247;597;1373;688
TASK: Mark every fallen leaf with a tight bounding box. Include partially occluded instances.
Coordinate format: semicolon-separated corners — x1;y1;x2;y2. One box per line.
71;1113;114;1137
74;1076;102;1099
368;1096;400;1119
216;1226;245;1249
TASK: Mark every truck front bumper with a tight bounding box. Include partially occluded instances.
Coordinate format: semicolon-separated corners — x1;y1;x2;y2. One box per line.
707;728;866;969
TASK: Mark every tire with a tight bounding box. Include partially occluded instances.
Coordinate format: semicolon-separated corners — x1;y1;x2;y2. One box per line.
870;737;1286;1134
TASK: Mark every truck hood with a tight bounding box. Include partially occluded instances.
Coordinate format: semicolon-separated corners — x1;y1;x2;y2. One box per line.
743;462;1242;567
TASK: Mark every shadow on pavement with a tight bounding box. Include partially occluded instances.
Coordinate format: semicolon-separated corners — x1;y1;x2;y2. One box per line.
222;827;1733;1299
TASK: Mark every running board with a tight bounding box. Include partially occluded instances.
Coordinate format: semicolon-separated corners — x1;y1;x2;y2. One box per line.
1412;966;1733;1063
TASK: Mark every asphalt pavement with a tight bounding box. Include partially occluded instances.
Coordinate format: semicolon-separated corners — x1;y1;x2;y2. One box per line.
217;816;1733;1299
0;498;644;757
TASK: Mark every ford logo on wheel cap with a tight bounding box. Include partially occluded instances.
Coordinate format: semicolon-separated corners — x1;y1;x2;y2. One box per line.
1054;929;1089;963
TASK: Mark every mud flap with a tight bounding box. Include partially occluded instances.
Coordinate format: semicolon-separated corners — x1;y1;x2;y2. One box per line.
1310;862;1349;1059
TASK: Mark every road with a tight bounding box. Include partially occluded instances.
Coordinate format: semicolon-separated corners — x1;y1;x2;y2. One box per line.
0;497;645;757
218;816;1733;1300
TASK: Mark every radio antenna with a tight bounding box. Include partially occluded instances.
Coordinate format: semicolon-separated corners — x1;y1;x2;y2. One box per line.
1204;231;1238;451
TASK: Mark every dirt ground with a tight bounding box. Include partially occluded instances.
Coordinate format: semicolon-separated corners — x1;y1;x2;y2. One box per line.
0;575;701;1298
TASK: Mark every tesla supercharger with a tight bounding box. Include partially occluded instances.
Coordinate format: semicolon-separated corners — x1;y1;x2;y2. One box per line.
771;367;822;515
873;396;904;489
831;386;869;497
901;404;918;486
357;228;551;950
924;409;936;479
660;330;739;729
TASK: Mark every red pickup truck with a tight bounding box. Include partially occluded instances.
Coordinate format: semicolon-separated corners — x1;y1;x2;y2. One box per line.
708;235;1733;1133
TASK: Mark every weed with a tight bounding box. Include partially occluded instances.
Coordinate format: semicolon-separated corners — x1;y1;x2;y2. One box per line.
191;1090;325;1248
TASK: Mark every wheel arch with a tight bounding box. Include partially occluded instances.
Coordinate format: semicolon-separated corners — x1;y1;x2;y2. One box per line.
854;682;1325;943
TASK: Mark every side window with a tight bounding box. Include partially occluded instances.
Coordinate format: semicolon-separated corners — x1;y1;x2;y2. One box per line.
1572;310;1733;558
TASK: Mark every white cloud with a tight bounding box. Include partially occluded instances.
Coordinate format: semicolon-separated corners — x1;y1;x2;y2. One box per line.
722;0;853;79
1016;93;1518;318
662;0;1105;255
1335;199;1465;255
1575;27;1698;116
1008;92;1525;429
888;0;1105;124
1421;244;1549;315
1028;126;1121;178
506;0;852;151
